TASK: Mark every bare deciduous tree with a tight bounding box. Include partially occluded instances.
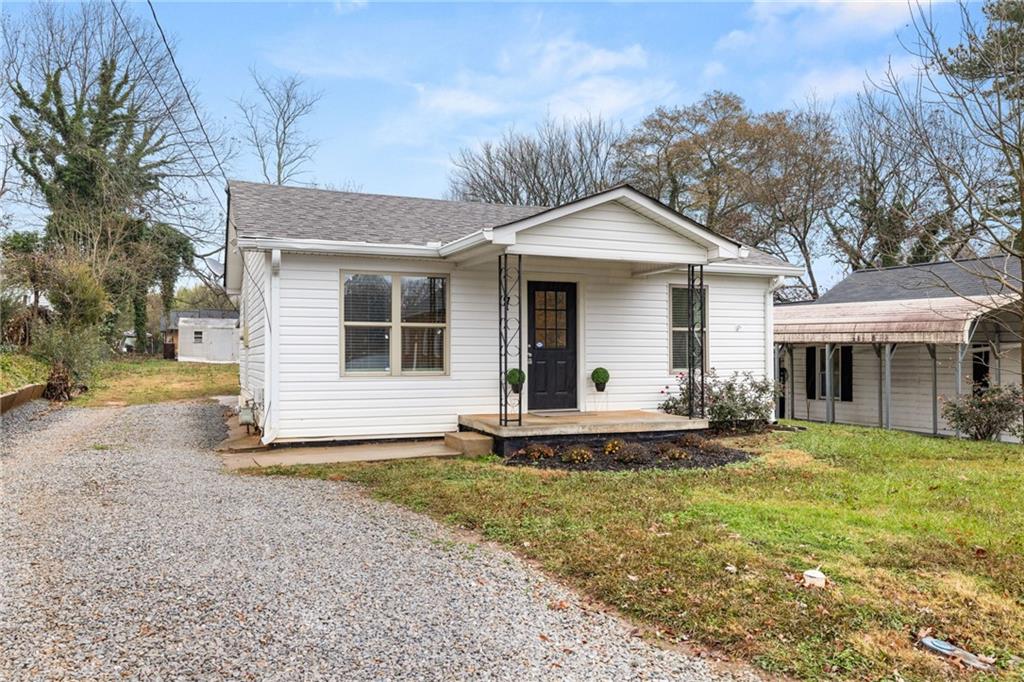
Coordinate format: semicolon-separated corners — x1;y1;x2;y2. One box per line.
876;0;1023;381
236;69;321;186
748;103;845;300
616;92;765;240
448;115;624;206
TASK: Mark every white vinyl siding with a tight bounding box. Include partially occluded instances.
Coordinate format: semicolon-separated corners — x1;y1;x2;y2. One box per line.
270;252;772;441
514;201;707;263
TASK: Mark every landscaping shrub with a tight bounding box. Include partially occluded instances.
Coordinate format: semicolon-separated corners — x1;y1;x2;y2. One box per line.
613;442;646;463
603;438;625;456
660;369;777;431
662;447;690;461
675;432;706;449
30;322;107;401
519;443;555;460
942;384;1024;441
561;445;593;464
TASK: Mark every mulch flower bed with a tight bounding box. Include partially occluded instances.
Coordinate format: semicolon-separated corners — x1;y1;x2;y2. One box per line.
503;433;750;472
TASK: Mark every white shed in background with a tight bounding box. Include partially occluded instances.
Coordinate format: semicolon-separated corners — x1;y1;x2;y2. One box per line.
177;317;239;364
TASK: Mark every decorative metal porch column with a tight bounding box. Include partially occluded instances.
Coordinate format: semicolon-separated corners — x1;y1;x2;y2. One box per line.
686;264;706;419
498;254;523;426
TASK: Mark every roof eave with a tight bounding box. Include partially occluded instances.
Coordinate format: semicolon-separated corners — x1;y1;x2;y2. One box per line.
236;235;442;258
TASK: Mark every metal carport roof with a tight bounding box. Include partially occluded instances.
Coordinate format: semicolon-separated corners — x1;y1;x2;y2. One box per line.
774;295;1017;345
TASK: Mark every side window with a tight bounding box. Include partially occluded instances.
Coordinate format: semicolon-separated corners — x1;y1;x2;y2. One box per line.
809;345;853;401
670;286;707;372
193;330;203;344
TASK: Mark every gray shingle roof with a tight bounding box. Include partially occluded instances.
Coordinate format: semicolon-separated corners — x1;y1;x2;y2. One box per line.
228;180;548;245
816;256;1022;304
226;179;795;270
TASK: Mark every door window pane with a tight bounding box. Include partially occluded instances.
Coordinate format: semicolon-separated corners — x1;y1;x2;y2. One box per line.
344;274;391;322
402;328;444;371
345;327;390;371
401;276;446;323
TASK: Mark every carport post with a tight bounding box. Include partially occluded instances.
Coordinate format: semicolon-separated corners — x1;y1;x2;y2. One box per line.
927;344;938;435
955;343;965;397
787;345;795;421
991;338;1002;385
873;344;883;427
883;343;894;430
824;343;834;424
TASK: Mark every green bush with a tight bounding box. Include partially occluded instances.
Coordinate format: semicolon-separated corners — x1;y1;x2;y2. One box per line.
660;369;777;431
561;445;593;464
591;367;609;384
505;368;525;386
30;323;108;400
942;384;1024;441
46;259;110;329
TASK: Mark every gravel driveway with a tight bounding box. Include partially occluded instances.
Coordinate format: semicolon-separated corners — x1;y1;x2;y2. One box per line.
1;400;757;681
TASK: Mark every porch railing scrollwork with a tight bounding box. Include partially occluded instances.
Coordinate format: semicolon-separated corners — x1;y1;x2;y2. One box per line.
498;254;523;426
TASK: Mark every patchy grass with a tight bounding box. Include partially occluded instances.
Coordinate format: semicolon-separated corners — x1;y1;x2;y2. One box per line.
249;422;1024;681
0;352;49;393
74;358;238;406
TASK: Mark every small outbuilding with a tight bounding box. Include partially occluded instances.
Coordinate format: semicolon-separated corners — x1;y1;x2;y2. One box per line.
775;257;1021;441
176;317;239;364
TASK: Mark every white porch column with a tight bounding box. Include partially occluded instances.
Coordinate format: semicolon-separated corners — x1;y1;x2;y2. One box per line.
824;343;835;424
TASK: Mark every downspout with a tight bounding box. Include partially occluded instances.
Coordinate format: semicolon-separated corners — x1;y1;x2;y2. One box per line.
261;249;281;444
765;277;784;423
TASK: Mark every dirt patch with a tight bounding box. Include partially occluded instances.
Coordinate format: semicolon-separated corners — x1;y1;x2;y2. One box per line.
504;433;750;472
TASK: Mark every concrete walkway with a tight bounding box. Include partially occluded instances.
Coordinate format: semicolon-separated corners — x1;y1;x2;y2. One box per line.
221;439;460;470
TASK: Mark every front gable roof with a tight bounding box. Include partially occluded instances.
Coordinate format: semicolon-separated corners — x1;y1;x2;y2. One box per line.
226;180;798;274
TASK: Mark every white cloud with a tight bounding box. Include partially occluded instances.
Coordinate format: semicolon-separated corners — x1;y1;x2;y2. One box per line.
333;0;367;15
716;0;913;53
702;60;726;81
379;34;673;146
787;54;918;102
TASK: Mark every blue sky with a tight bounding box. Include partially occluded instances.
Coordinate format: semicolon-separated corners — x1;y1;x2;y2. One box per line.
141;0;965;201
6;1;971;288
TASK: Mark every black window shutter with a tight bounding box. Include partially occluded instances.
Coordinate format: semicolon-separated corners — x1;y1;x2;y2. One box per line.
805;347;816;400
840;345;853;402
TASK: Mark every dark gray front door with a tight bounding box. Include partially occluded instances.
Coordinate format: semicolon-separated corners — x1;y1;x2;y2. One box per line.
527;282;577;410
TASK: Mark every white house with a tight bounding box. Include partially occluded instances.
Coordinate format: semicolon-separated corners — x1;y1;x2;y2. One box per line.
775;257;1022;442
177;317;240;364
223;181;802;448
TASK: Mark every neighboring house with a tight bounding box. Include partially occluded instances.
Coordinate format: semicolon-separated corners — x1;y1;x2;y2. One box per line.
161;308;238;358
224;180;801;446
775;257;1022;441
177;317;240;364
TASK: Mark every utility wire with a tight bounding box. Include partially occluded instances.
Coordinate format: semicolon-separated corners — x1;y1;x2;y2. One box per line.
138;0;274;431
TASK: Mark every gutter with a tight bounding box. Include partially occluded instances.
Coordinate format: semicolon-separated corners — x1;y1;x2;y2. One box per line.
236;236;442;258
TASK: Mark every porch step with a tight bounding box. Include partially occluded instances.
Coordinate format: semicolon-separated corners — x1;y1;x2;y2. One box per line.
444;431;494;456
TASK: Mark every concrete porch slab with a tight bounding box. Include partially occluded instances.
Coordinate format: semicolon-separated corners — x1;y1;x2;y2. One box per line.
222;439;460;470
458;410;708;439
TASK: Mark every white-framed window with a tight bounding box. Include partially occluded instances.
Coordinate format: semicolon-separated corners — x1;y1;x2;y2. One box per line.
341;272;448;376
193;330;204;344
670;285;707;373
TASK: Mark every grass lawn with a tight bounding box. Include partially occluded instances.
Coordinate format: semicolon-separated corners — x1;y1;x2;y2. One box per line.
0;353;49;393
250;423;1023;681
73;357;238;406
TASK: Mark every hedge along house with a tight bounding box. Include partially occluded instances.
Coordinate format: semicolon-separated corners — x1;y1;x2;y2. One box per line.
223;181;802;449
774;257;1023;442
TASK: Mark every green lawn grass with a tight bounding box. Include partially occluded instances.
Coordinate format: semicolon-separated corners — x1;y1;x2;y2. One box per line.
0;352;49;393
249;423;1024;681
73;357;238;406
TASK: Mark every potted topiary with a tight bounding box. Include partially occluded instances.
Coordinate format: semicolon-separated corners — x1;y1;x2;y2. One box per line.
506;368;526;394
591;367;610;392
